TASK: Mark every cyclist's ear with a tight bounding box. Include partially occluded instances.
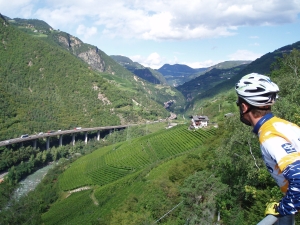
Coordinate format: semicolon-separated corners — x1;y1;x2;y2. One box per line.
241;102;250;114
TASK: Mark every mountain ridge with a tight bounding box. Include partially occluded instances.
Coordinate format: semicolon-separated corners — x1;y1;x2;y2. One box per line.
157;61;251;86
176;63;249;101
110;55;167;85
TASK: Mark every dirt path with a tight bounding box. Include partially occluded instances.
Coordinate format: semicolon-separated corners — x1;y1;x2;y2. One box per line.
65;186;98;205
69;186;91;193
65;186;91;198
90;190;99;206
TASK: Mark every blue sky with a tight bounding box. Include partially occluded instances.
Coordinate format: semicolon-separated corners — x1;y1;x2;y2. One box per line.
1;0;300;69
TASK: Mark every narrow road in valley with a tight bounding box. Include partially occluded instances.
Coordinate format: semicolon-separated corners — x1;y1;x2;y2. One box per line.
0;172;8;182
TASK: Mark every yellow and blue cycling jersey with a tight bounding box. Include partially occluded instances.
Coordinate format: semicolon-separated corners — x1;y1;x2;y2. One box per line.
253;113;300;215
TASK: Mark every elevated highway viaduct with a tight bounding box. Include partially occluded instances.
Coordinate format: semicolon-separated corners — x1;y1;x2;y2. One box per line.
0;124;135;150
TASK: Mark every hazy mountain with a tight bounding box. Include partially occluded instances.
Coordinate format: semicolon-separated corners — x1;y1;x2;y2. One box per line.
157;64;208;86
157;61;251;87
176;63;249;101
110;55;167;85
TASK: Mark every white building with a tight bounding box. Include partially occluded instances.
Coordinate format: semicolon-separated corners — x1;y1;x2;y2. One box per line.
190;115;209;129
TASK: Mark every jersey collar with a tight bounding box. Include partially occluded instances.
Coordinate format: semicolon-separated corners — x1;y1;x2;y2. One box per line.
252;113;274;135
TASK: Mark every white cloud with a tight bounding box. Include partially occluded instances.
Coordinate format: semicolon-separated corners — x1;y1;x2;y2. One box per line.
4;0;299;41
131;52;164;69
131;54;218;69
185;60;218;68
76;24;97;40
129;55;146;66
34;7;86;29
0;0;35;18
228;49;262;60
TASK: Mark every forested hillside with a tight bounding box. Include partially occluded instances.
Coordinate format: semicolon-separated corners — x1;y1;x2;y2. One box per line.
0;15;186;140
6;16;185;113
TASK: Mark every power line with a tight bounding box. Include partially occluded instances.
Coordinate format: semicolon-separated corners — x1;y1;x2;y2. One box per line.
153;201;183;224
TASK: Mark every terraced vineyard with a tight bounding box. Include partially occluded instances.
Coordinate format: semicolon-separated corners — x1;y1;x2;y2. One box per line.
43;125;215;224
41;190;99;224
59;124;215;191
59;125;215;191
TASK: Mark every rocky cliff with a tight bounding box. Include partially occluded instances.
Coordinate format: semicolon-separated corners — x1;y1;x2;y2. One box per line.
56;33;105;72
77;48;105;72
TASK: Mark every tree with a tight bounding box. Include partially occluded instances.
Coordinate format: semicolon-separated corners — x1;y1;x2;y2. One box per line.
179;170;228;225
280;49;300;79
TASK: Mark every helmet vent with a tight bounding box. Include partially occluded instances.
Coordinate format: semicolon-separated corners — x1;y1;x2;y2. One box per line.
245;87;265;93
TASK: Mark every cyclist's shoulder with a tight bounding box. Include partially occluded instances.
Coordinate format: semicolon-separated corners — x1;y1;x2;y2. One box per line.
259;116;300;142
262;116;300;132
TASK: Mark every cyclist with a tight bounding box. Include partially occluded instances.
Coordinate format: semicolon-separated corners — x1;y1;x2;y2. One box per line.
235;73;300;224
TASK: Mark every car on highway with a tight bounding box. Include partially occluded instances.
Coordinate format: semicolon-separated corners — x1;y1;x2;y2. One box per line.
75;127;82;130
20;134;29;138
47;130;55;133
38;132;44;135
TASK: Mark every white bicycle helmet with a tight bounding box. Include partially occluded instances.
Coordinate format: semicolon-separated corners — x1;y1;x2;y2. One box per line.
235;73;279;107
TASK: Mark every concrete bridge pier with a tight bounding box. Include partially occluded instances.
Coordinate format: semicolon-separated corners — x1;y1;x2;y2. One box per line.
72;134;75;146
97;130;100;141
59;135;63;146
33;139;37;149
85;132;88;144
46;137;50;150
